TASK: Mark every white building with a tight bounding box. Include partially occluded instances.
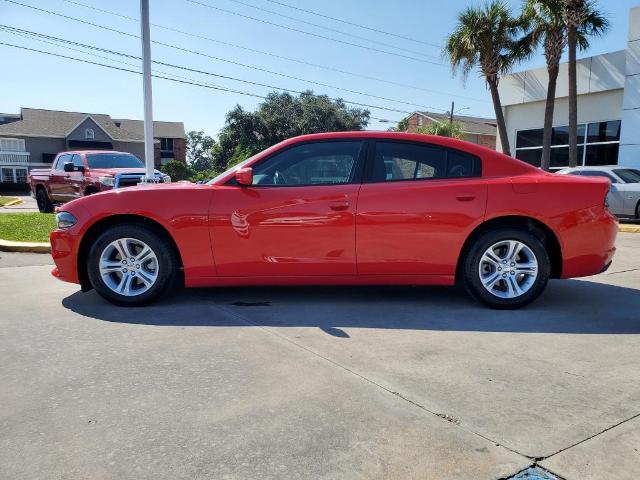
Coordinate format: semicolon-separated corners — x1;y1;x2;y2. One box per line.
498;6;640;170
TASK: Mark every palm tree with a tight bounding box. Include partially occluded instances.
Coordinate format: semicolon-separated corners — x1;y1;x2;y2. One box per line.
523;0;566;171
445;1;529;156
418;121;465;139
563;0;608;167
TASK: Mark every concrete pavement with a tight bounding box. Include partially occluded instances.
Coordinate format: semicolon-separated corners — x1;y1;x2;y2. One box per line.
1;234;639;479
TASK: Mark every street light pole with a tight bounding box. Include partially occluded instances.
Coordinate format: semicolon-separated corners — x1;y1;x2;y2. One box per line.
140;0;156;183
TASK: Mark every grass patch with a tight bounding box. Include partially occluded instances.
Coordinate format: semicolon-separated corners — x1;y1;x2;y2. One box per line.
0;213;56;242
0;196;19;206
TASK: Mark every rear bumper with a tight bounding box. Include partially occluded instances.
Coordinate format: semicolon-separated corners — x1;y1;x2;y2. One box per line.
559;206;618;279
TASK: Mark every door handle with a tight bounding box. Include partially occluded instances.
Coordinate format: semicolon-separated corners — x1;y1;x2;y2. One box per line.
456;193;476;202
329;201;350;211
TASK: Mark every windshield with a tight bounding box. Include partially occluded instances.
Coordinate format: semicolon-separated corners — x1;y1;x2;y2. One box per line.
207;154;258;185
614;168;640;183
86;153;144;169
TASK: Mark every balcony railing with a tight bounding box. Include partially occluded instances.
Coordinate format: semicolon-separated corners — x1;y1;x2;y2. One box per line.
0;151;30;164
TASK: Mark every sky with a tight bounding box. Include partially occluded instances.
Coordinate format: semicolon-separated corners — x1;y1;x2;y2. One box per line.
0;0;637;138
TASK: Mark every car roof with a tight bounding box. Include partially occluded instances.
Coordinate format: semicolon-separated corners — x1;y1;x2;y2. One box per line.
559;165;619;171
58;150;135;155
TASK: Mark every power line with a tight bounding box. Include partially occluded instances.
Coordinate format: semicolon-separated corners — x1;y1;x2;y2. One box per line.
0;4;454;111
184;0;441;65
0;32;416;116
223;0;439;60
264;0;441;48
56;0;486;103
0;40;401;124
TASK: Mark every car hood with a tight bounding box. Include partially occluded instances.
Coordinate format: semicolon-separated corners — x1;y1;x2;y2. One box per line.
88;168;166;176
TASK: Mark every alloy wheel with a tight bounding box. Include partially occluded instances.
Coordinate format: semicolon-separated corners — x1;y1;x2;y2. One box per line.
478;240;538;299
99;237;159;297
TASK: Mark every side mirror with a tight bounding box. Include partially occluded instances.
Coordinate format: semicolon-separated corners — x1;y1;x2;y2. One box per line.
63;162;75;172
235;167;253;186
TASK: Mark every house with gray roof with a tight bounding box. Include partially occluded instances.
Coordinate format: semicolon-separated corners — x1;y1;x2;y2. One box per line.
0;108;186;186
404;111;497;150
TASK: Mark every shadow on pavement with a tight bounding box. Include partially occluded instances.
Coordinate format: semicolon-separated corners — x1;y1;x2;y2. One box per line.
62;278;640;335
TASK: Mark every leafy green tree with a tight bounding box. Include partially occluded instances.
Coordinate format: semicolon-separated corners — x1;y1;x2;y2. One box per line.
445;1;530;155
161;160;192;181
562;0;608;167
396;117;410;132
215;91;370;169
418;121;465;139
186;131;217;172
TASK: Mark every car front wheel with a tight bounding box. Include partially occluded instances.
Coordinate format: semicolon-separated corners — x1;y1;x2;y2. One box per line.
462;228;550;309
36;188;53;213
87;224;178;306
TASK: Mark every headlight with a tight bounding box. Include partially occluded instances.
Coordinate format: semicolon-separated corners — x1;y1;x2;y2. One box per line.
56;212;77;229
163;175;171;183
99;176;115;186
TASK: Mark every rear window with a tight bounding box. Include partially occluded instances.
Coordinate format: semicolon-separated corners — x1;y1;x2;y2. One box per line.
86;153;143;169
614;169;640;183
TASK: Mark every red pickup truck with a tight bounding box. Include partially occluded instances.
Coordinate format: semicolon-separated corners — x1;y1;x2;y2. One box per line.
29;150;171;212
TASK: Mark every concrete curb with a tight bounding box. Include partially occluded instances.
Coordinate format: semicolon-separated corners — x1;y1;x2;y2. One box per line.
0;239;50;253
1;198;23;207
620;224;640;233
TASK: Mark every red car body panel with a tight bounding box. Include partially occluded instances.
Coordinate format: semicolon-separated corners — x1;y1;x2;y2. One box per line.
50;132;617;290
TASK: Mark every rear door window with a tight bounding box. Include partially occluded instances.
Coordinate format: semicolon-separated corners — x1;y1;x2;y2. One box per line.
369;141;481;182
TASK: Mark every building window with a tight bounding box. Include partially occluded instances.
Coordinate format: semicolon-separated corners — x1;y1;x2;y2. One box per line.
15;168;27;183
514;120;620;169
1;167;15;183
416;116;423;127
0;137;26;152
85;128;95;140
160;138;174;152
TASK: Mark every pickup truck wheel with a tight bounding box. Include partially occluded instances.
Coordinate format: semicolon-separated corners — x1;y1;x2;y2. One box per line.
87;224;177;306
462;228;550;309
36;188;53;213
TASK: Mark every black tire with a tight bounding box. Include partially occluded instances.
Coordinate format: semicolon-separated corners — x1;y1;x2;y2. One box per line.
636;201;640;220
462;228;551;309
36;188;53;213
87;223;178;306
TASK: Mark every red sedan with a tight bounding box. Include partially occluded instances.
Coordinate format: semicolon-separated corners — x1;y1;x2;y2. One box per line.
50;132;617;309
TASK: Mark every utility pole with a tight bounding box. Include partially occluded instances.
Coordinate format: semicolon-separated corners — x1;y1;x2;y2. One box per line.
139;0;156;183
449;101;454;125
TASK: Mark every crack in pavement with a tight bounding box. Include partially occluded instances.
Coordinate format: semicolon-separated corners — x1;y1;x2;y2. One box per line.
606;267;640;275
211;303;533;461
211;303;640;472
536;411;640;462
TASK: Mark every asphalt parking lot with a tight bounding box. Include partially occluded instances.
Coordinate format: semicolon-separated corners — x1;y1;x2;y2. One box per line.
1;233;639;479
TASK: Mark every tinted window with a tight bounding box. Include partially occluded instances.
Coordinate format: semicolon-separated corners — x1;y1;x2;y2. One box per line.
72;154;84;168
251;141;362;186
585;144;619;166
614;169;640;183
552;124;586;145
371;142;480;182
516;129;544;148
86;153;143;169
515;149;542;167
579;170;616;182
586;121;621;143
54;154;70;170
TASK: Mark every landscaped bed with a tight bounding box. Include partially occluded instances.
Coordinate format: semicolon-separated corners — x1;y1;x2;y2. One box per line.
0;196;20;207
0;213;56;243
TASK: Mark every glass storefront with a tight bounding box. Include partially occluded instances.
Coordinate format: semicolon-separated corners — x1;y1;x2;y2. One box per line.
514;120;621;169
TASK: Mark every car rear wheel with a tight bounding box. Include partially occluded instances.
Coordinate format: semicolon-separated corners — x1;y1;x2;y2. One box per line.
87;224;178;306
462;228;550;309
36;188;53;213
